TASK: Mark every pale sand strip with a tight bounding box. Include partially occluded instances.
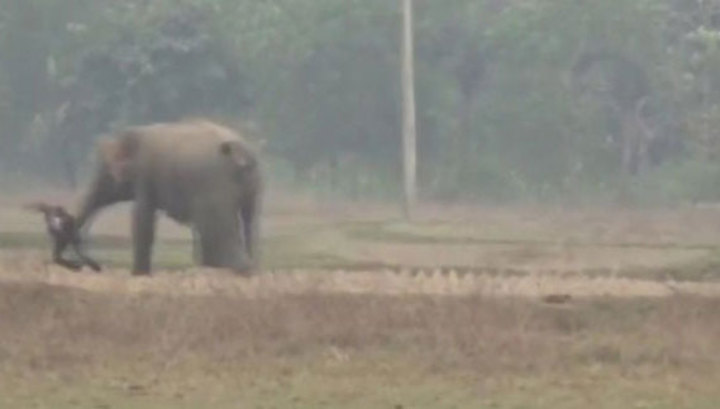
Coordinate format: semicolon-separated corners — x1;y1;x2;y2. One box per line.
2;264;720;299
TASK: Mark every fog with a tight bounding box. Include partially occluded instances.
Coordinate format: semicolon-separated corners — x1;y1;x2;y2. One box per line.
6;3;720;406
0;0;716;205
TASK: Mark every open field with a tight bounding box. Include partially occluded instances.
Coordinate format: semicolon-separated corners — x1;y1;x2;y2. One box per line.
6;191;720;280
2;192;720;407
2;281;720;408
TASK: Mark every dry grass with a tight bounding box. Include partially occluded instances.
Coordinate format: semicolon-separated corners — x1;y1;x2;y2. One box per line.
4;264;720;299
1;280;720;407
0;281;717;375
4;194;720;407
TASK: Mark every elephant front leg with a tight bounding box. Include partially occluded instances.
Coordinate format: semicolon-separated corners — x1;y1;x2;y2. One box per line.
132;196;157;276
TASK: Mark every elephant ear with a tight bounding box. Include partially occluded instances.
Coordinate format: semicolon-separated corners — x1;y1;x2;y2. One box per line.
220;141;256;169
98;131;140;183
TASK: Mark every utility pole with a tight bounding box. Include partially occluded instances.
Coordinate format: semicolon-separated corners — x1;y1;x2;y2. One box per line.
401;0;417;220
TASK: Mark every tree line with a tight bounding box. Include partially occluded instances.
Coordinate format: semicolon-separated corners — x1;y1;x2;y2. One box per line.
2;0;720;204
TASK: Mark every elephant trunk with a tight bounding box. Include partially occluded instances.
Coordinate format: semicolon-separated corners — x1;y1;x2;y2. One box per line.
74;167;129;232
74;176;105;232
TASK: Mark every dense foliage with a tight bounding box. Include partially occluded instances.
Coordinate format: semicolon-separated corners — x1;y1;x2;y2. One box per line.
2;0;720;203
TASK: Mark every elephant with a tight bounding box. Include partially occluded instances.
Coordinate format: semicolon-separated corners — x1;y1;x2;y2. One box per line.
71;119;262;276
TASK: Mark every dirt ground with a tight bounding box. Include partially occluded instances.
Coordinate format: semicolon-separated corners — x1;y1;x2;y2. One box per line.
2;192;720;408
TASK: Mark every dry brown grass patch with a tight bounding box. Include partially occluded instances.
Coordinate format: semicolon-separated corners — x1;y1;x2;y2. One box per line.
2;280;720;384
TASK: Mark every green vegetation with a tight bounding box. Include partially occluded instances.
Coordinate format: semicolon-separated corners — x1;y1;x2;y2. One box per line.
3;1;720;202
4;208;720;281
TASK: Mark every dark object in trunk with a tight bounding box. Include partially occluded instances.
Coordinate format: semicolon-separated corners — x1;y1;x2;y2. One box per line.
24;202;102;272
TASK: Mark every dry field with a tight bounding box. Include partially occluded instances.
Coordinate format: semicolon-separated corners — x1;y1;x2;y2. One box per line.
2;192;720;407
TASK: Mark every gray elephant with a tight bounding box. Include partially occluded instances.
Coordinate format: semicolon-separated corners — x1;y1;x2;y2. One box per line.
72;119;262;276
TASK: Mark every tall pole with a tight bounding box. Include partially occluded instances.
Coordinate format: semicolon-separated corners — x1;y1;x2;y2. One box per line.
401;0;418;220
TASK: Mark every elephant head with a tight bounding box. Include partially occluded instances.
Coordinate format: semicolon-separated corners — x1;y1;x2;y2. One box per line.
74;131;140;229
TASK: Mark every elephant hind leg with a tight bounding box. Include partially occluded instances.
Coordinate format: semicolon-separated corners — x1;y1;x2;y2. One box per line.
241;199;259;269
194;206;250;274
